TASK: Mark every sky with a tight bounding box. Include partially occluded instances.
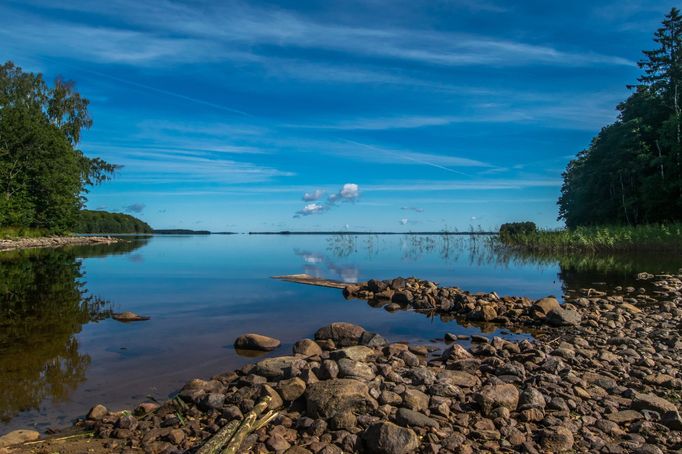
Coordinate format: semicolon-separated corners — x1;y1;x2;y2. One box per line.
0;0;677;231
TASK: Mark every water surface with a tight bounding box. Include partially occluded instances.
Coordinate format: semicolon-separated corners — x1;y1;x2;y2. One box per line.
1;234;680;432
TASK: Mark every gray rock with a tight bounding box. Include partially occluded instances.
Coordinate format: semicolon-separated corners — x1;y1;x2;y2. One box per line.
395;407;439;428
546;307;582;326
476;383;519;416
315;323;366;347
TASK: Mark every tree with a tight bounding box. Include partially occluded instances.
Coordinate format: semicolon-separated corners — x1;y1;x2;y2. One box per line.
559;8;682;227
0;61;118;232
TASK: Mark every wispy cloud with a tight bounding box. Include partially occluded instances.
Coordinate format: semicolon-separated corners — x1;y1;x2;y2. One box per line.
125;203;145;213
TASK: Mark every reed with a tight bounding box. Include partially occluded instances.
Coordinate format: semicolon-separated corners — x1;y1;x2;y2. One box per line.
498;223;682;252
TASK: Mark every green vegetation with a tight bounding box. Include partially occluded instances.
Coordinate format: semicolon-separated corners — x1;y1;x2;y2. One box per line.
559;8;682;227
77;210;153;234
0;61;117;233
498;223;682;252
499;222;537;241
0;227;50;239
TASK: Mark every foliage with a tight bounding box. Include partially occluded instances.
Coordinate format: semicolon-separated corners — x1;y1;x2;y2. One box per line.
0;61;118;233
77;210;153;234
497;223;682;252
499;222;537;240
559;8;682;227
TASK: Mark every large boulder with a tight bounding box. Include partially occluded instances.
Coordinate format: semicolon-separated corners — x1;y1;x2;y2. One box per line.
305;379;377;419
315;323;365;347
362;421;419;454
234;333;281;351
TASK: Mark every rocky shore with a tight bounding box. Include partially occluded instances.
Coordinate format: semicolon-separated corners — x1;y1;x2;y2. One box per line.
0;236;119;252
3;273;681;453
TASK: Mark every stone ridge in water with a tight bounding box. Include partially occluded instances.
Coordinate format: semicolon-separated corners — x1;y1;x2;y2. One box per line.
30;274;682;453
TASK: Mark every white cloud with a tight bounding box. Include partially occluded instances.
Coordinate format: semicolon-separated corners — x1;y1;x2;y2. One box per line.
303;189;325;201
296;203;326;216
400;218;409;225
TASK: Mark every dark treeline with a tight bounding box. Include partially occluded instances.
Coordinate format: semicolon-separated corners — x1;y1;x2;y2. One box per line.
0;62;116;233
77;210;153;234
559;8;682;227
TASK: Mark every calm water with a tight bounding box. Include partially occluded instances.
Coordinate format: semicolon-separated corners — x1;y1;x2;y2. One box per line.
1;234;681;433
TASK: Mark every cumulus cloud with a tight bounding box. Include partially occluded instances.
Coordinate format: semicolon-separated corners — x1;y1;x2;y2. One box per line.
125;203;146;213
296;203;325;216
303;189;325;201
400;218;409;225
295;183;360;217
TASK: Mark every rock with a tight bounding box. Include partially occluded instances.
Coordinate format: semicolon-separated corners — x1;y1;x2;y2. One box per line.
330;345;376;362
87;404;108;420
315;323;365;347
632;393;678;414
198;393;225;411
607;410;643;423
441;343;472;361
402;388;429;411
438;370;480;388
546;307;581;326
234;333;281;351
519;387;546;409
261;384;284;410
476;384;519;416
362;421;419;454
395;408;439;428
285;448;313;454
167;429;185;444
267;433;291;452
254;356;305;380
279;377;306;401
0;430;40;448
661;410;682;430
620;302;642;314
537;426;574;452
293;339;323;356
112;311;150;322
305;379;377;419
532;297;561;315
337;358;375;381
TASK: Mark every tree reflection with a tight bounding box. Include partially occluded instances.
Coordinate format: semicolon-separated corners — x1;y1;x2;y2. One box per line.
0;238;148;423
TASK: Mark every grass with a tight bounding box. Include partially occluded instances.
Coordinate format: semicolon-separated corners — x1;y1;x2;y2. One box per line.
0;227;55;239
498;223;682;252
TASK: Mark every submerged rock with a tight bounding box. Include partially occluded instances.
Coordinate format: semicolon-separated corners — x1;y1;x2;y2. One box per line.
234;333;281;351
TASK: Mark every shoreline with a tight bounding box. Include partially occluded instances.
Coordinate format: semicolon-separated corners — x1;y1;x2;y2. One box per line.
0;236;120;252
2;274;681;453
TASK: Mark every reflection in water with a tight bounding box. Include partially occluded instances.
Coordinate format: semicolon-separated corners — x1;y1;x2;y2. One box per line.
0;239;148;423
294;248;360;283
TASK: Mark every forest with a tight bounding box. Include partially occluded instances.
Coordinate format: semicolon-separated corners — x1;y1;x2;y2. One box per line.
77;210;152;234
559;8;682;227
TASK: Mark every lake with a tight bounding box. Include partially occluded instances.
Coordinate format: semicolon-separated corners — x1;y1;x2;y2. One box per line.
1;234;680;432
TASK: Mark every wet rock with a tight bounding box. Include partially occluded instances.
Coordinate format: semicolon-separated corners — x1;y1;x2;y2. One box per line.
234;333;281;351
362;421;419;454
112;311;150;322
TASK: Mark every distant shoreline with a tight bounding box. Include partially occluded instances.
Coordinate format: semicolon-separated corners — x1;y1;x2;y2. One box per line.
247;230;497;235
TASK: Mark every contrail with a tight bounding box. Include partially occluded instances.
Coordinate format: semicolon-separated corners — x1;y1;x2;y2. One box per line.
343;140;474;177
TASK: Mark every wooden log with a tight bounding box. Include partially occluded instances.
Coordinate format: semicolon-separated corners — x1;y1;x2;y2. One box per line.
272;273;358;289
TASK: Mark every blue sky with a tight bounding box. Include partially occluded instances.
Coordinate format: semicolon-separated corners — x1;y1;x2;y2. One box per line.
0;0;675;231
